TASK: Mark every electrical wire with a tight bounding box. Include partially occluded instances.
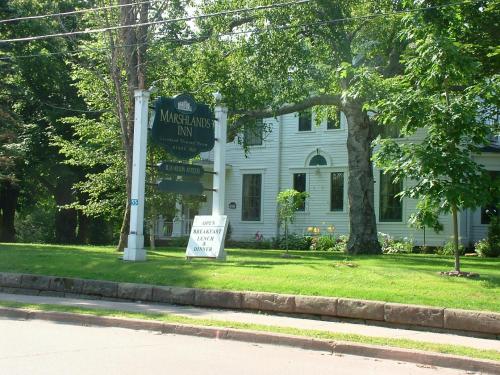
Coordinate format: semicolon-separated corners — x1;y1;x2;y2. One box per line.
0;1;153;24
0;0;311;43
0;0;486;61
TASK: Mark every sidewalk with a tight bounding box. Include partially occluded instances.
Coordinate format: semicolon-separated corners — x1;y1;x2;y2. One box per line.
1;292;498;352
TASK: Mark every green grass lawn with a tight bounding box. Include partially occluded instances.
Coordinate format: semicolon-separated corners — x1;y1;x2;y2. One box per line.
0;243;499;312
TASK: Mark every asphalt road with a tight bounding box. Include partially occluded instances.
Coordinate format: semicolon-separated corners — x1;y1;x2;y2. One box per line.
0;318;474;375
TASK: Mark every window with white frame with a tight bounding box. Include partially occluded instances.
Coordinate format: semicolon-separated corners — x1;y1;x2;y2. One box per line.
242;174;262;221
244;118;264;146
293;173;306;211
330;172;344;211
481;171;499;224
298;110;312;131
327;110;341;130
379;171;403;222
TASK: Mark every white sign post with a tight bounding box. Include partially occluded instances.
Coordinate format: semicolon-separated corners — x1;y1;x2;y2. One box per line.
186;92;228;260
124;89;150;261
212;92;227;217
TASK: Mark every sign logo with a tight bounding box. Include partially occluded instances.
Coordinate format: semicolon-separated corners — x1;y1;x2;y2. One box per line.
174;93;197;115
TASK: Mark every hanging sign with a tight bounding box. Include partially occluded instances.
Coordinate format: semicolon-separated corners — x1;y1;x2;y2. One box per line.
157;161;204;177
157;180;204;195
186;215;228;260
151;93;215;159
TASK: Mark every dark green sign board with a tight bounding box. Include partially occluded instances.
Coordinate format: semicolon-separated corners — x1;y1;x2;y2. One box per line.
151;94;215;159
157;162;204;177
157;180;204;196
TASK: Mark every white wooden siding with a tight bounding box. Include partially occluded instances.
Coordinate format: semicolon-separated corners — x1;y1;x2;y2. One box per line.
196;111;500;246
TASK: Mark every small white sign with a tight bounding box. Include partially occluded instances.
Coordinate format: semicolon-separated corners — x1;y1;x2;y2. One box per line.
186;215;228;260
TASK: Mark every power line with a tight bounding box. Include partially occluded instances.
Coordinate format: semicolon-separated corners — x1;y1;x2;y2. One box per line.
0;0;485;61
42;102;108;114
0;0;311;44
0;1;153;24
237;0;487;34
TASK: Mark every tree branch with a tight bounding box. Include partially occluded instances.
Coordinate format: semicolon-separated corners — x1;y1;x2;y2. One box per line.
382;38;406;78
231;94;342;118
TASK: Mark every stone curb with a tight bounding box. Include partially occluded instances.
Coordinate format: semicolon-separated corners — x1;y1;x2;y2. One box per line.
0;306;498;374
1;272;499;336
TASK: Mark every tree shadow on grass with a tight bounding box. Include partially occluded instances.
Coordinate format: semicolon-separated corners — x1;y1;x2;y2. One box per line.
377;254;500;271
479;278;500;288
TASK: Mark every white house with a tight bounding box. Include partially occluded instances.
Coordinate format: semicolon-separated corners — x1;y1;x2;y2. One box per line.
165;111;499;247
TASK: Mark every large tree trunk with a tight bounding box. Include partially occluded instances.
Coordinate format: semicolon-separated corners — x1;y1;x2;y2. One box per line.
0;181;19;242
117;154;132;251
76;210;88;244
148;216;156;250
343;100;381;254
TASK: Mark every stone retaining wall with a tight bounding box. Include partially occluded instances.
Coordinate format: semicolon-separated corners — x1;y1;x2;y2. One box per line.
1;272;498;336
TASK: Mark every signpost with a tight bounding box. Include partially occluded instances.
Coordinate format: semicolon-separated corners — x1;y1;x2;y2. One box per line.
124;90;228;262
124;89;150;261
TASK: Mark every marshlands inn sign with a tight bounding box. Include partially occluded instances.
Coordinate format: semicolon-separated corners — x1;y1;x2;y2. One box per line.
151;94;215;159
123;90;228;261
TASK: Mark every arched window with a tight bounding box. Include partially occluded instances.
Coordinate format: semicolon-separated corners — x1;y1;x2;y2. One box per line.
309;154;327;166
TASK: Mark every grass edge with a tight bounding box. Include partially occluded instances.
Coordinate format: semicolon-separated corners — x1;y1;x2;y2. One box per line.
0;300;498;362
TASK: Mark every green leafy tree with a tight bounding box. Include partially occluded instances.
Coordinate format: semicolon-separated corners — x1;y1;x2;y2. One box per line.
178;0;419;254
277;189;308;254
50;0;194;249
0;0;93;243
373;2;499;273
0;81;25;242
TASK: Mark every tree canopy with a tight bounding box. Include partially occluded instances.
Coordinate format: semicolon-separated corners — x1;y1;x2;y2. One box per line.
0;0;497;253
373;1;499;271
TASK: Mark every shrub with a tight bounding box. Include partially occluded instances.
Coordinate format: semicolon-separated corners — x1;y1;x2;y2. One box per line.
436;241;466;256
278;234;312;250
332;235;348;253
481;216;500;257
310;235;336;251
412;246;437;254
225;239;273;249
15;209;56;244
378;232;413;254
488;216;500;244
168;236;190;247
475;238;500;258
